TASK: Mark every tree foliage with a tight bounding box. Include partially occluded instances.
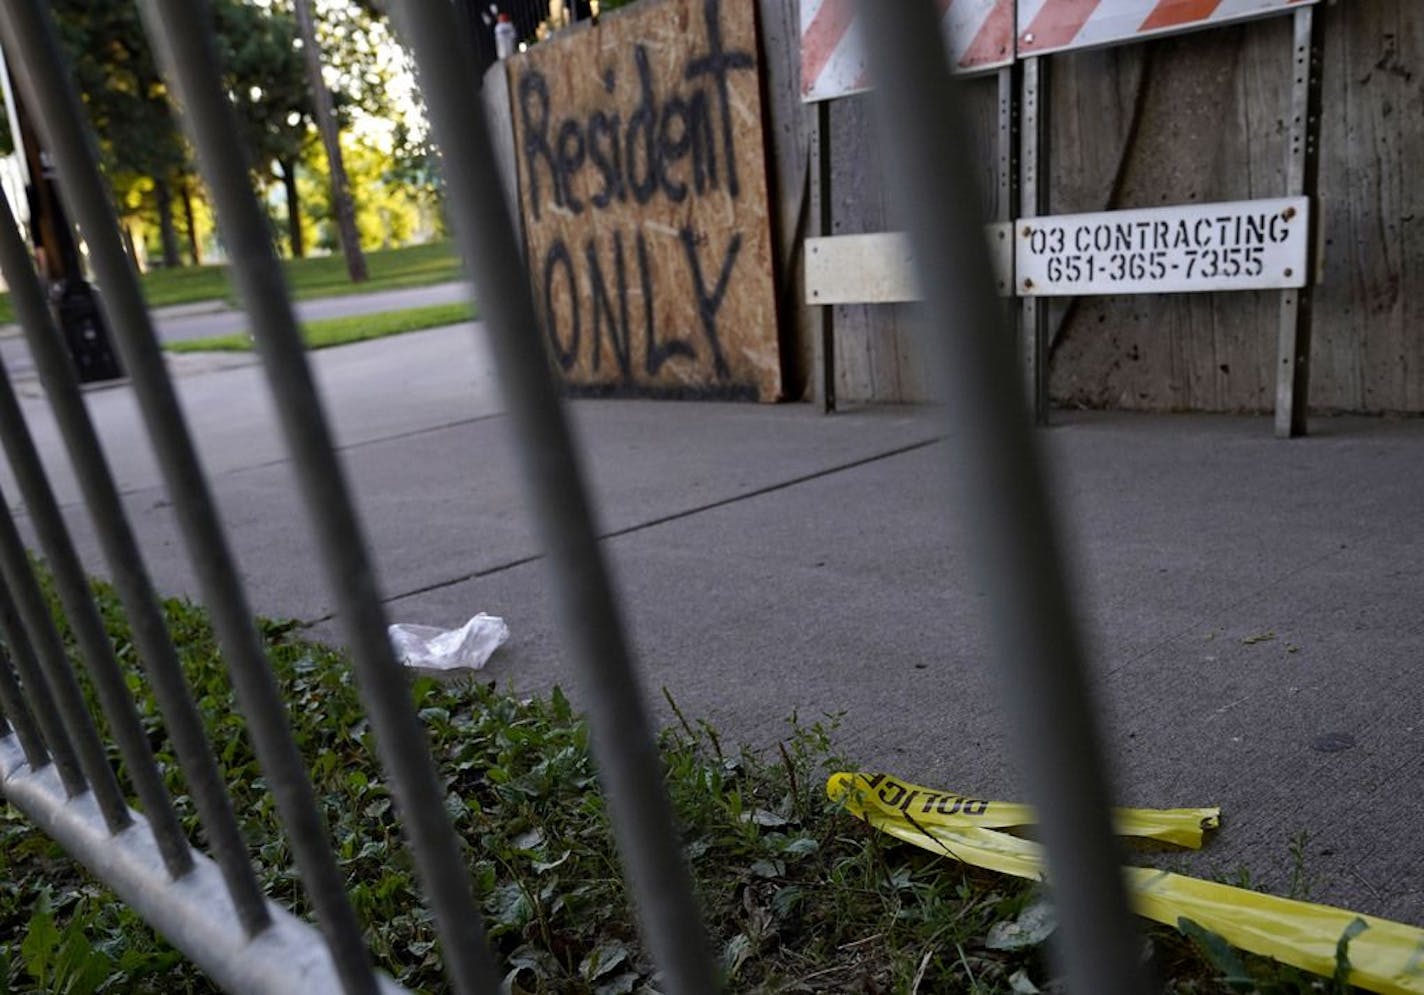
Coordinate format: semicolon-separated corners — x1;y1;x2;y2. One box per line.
39;0;427;268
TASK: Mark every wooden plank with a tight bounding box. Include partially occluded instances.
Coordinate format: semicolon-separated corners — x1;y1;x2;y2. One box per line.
507;0;782;400
756;0;815;401
804;227;1014;305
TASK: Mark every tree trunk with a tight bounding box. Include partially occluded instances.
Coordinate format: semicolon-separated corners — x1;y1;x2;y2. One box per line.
181;180;202;265
293;0;367;282
279;158;304;258
154;176;181;268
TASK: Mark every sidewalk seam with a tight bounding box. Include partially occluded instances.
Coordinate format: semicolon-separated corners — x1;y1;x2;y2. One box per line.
301;434;944;626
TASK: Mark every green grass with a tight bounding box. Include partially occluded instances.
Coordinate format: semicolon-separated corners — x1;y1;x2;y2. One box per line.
164;300;477;354
0;570;1355;994
0;241;463;325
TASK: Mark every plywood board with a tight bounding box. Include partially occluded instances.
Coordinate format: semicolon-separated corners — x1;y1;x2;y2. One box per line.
508;0;782;400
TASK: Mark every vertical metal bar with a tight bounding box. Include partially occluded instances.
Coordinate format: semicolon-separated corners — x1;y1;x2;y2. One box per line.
0;579;83;792
387;5;718;992
997;66;1017;225
0;364;194;878
997;64;1019;323
0;501;130;832
0;205;271;934
0;642;48;769
811;99;837;412
853;2;1151;993
0;5;379;990
1019;56;1050;424
1274;6;1322;439
136;2;500;989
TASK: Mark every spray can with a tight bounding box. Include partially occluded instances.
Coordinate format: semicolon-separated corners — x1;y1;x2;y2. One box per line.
494;13;517;60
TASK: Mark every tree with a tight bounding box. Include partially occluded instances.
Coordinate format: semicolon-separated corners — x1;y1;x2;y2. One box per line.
211;0;315;257
293;0;367;282
53;0;189;267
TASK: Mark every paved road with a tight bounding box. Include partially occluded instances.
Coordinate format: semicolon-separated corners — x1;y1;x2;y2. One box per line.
0;279;472;378
7;323;1423;926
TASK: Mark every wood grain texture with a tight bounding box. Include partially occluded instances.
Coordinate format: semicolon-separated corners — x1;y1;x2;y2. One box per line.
1051;1;1424;414
756;0;815;399
508;0;782;400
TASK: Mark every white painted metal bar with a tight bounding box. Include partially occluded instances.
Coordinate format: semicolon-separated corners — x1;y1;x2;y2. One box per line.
0;2;381;988
1275;6;1323;439
0;200;272;935
0;736;409;995
0;579;84;794
136;1;503;989
1018;55;1050;424
0;500;132;833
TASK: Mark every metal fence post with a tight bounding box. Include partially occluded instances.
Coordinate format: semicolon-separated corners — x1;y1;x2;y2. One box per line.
386;4;719;991
1019;55;1050;424
1274;6;1324;438
853;1;1151;991
0;2;382;988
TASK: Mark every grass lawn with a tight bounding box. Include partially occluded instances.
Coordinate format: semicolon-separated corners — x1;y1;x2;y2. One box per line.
164;300;477;354
0;571;1348;994
0;241;464;325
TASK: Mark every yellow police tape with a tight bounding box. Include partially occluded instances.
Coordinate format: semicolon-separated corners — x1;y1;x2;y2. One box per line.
828;772;1424;994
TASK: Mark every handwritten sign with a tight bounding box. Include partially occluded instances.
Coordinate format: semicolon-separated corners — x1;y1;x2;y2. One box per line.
509;0;782;400
1016;198;1310;296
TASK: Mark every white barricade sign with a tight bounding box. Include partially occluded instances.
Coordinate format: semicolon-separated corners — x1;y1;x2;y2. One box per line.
1017;0;1320;58
801;0;1014;103
1015;197;1309;296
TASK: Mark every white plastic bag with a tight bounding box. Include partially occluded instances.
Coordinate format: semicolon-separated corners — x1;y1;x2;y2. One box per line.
388;614;509;671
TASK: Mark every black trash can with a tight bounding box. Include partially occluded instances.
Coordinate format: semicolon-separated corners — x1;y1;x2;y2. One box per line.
52;278;124;383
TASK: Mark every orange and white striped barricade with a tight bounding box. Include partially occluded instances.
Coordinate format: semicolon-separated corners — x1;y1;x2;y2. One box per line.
1016;0;1316;58
800;0;1017;411
1013;0;1322;435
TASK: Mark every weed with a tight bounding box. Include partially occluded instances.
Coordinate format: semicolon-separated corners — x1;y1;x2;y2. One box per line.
0;570;1364;993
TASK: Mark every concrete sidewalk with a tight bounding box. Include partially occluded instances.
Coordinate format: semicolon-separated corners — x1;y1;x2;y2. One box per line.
7;322;1422;926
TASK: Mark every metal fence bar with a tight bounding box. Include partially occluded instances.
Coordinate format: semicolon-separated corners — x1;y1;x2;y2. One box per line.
0;736;408;995
388;5;719;992
853;2;1151;993
137;2;502;990
0;360;194;880
0;204;272;935
0;638;48;769
0;579;84;793
0;4;380;990
0;500;132;833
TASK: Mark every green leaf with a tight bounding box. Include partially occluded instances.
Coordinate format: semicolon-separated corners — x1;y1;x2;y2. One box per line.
1333;916;1369;991
21;911;60;984
749;859;785;880
1178;918;1253;991
985;901;1056;951
721;934;753;982
742;809;788;828
782;836;820;857
485;883;531;931
580;941;630;981
594;971;641;995
531;850;571;874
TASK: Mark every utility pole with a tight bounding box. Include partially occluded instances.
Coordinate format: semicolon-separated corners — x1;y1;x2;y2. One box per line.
293;0;367;283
